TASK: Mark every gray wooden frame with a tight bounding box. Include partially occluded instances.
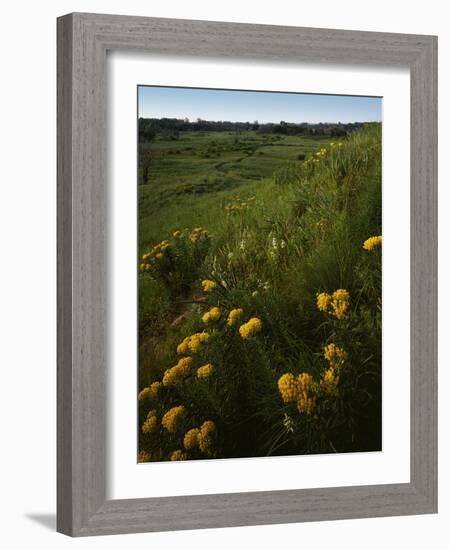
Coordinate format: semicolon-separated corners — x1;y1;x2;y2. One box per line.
57;12;438;537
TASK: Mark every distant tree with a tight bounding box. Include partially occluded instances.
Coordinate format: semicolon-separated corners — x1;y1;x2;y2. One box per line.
139;149;152;185
138;118;156;143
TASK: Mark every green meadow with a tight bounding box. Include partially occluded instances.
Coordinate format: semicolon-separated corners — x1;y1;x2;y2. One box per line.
138;131;331;251
137;125;382;463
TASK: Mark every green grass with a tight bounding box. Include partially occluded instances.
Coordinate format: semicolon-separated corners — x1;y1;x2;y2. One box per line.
137;125;382;462
138;131;331;251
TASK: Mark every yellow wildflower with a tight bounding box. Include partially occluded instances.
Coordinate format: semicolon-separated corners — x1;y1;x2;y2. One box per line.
183;428;200;450
187;334;204;353
317;289;350;320
177;332;209;354
202;306;221;324
363;235;382;251
331;289;350;320
190;227;208;242
177;356;192;369
239;317;263;339
162;406;186;433
138;450;151;463
297;373;317;415
316;292;332;313
148;381;161;399
162;356;192;386
198;420;216;453
297;395;317;415
323;343;348;369
173;230;182;238
142;410;158;434
278;373;298;403
227;308;243;327
320;367;339;395
197;363;214;379
155;252;163;260
177;337;190;355
139;382;161;401
138;387;151;401
201;279;217;292
170;449;187;461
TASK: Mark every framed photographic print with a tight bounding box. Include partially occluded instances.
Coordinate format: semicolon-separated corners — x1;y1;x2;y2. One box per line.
57;13;438;536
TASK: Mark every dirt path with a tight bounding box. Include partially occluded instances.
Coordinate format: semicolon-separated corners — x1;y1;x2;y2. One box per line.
214;147;259;173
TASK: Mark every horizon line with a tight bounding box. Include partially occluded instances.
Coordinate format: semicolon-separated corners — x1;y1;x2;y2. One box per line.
138;116;381;125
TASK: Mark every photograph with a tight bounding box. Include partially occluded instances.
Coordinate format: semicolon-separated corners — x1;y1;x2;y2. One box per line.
137;85;382;463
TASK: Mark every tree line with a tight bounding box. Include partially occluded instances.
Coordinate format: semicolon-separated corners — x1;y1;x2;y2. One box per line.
139;117;369;142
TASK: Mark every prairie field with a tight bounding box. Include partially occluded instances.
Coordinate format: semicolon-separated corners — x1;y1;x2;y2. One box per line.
138;124;382;463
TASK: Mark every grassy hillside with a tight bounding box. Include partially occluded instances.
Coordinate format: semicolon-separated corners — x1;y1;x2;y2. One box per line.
137;124;382;463
138;131;331;251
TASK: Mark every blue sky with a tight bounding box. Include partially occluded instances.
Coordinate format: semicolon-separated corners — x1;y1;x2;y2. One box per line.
138;86;382;124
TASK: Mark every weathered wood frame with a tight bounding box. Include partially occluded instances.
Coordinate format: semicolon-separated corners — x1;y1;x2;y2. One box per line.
57;12;438;536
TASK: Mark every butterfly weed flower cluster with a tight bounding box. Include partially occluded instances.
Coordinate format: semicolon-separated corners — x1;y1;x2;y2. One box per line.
227;308;243;327
201;279;217;292
196;363;214;379
202;306;221;324
277;372;317;415
183;421;216;454
142;409;158;434
316;289;350;320
239;317;263;339
170;449;187;461
190;226;208;243
177;332;209;354
162;356;193;386
138;381;161;401
363;235;382;251
224;196;255;214
278;343;349;415
320;366;340;396
139;227;210;295
323;343;348;369
138;450;151;463
161;406;186;434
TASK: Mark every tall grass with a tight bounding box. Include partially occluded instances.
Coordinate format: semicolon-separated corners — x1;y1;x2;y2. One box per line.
138;124;382;462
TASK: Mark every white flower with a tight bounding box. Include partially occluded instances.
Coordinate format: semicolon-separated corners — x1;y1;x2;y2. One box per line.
280;240;286;249
283;413;295;433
